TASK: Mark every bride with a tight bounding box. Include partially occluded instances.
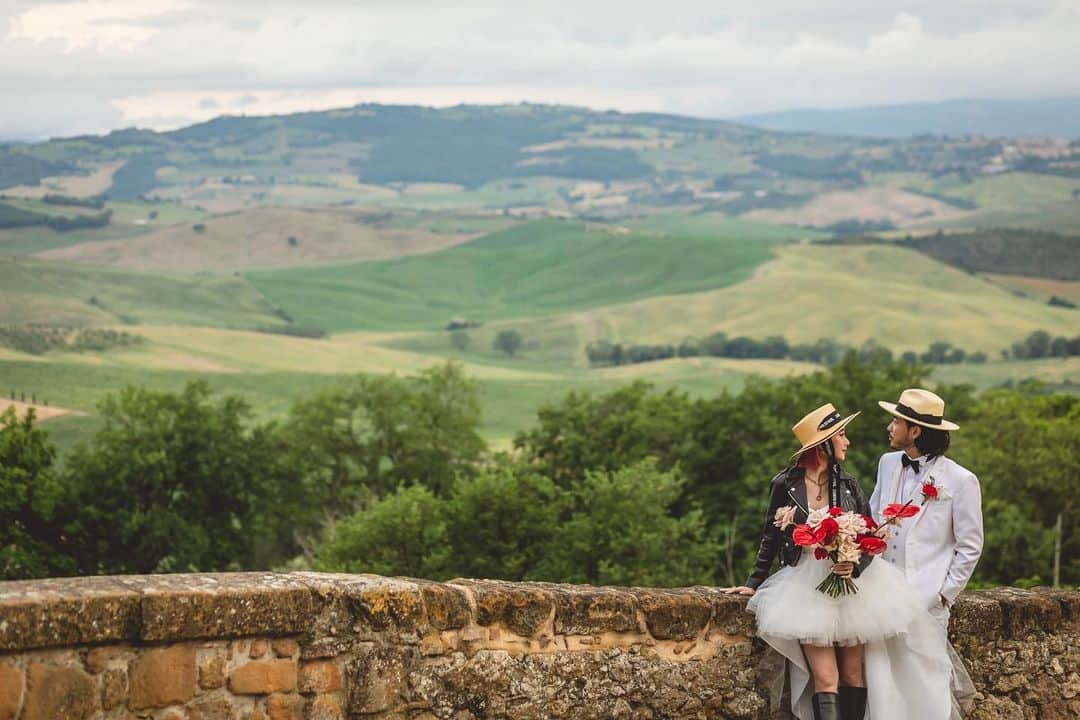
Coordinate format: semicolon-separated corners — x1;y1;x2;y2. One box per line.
725;403;953;720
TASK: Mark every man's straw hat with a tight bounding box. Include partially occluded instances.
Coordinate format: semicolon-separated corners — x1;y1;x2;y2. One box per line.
878;388;959;431
790;403;860;459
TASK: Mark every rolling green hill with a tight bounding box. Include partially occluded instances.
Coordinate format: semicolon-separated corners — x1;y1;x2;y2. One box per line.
384;242;1080;368
0;258;284;328
247;217;803;331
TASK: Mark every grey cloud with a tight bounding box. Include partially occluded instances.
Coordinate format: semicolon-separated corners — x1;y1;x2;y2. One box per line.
2;1;1079;138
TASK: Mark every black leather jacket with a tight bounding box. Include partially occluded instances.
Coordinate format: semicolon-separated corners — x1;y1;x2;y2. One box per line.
744;465;874;590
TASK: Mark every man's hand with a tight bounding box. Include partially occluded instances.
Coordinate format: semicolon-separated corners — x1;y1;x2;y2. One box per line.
873;525;891;539
723;586;756;596
832;562;855;578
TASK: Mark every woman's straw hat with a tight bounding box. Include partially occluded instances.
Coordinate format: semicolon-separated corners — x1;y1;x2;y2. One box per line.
790;403;860;459
878;388;959;431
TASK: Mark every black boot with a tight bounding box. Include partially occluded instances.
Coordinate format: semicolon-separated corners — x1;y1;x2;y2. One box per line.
812;691;841;720
839;686;867;720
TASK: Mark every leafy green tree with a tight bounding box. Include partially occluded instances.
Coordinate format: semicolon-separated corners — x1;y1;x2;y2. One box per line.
62;381;266;574
0;408;73;579
533;460;719;587
314;483;451;577
449;329;470;351
280;362;485;526
444;463;565;581
493;329;523;358
950;388;1079;585
514;381;695;489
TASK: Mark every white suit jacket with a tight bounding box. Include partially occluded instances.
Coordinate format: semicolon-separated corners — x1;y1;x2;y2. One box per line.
869;452;984;610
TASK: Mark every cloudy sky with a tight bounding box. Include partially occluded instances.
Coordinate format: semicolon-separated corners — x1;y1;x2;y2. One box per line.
3;0;1079;140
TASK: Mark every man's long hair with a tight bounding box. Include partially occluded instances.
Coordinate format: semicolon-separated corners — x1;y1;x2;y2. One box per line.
910;421;951;458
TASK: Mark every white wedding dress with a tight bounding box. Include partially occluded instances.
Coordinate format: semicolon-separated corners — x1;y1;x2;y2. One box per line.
747;547;954;719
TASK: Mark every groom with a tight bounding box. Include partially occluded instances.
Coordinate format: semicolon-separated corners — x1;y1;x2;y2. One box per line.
869;388;984;628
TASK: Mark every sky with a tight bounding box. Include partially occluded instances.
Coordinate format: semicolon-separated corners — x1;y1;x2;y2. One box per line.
3;0;1079;140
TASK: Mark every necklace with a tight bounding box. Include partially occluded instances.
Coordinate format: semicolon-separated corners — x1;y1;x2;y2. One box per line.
806;472;828;502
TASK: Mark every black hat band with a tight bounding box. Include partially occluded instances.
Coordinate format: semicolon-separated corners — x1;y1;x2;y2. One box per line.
895;402;942;426
816;411;843;431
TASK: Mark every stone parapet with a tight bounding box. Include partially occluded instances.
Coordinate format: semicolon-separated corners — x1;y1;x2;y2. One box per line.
0;573;1074;718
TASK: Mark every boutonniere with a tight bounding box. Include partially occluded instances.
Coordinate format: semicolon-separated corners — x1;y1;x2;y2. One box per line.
921;475;951;502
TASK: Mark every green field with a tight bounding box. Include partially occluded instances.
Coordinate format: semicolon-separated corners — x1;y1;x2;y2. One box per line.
385;242;1079;371
0;350;789;456
0;258;282;327
0;200;205;255
247;217;796;332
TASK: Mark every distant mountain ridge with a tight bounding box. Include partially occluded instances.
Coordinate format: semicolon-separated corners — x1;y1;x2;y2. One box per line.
734;97;1080;139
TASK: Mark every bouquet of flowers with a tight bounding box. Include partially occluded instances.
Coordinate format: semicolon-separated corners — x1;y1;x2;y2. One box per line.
774;501;920;597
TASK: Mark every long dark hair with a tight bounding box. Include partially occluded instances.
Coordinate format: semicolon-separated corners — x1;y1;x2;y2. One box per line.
911;422;951;458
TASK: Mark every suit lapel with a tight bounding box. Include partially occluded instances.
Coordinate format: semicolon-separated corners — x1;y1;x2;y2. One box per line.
904;456;941;538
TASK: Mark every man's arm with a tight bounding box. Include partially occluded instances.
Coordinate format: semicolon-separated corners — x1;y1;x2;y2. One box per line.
939;471;984;606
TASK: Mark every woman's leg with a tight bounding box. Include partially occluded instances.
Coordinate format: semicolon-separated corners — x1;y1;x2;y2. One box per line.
838;643;865;687
838;644;868;720
801;644;842;719
802;643;839;692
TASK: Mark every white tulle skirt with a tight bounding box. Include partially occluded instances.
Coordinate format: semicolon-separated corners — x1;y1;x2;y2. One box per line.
747;550;954;720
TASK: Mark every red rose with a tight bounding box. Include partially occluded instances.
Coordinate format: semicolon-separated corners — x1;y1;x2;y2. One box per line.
922;483;939;499
792;524;818;547
828;506;843;517
883;503;920;519
863;515;878;530
858;535;888;555
819;517;840;538
814;547;829;560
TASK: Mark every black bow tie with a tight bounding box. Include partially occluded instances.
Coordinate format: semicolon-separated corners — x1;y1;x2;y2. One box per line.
901;455;921;474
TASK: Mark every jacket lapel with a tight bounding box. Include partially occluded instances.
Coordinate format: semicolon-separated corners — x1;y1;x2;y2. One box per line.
787;477;810;520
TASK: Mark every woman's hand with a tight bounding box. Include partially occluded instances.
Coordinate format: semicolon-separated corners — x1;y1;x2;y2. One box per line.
723;586;756;596
873;525;891;539
831;562;854;578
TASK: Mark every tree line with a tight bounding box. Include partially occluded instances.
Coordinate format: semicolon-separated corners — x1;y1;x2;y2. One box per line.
586;334;996;367
2;357;1075;588
0;202;111;231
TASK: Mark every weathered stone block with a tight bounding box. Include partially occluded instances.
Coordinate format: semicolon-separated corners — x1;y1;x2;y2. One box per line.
84;645;125;674
0;577;140;651
631;589;712;641
550;585;639;635
272;638;299;658
992;587;1063;637
419;581;470;631
306;695;343;720
23;663;96;720
190;697;237;720
230;659;297;695
199;653;228;690
706;591;755;637
250;639;269;658
348;645;415;713
101;668;127;710
299;661;342;694
115;573;316;642
454;580;554;637
267;692;302;720
128;644;197;709
0;665;24;720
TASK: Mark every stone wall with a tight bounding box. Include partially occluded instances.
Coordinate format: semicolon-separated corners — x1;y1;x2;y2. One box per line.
0;573;1075;719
